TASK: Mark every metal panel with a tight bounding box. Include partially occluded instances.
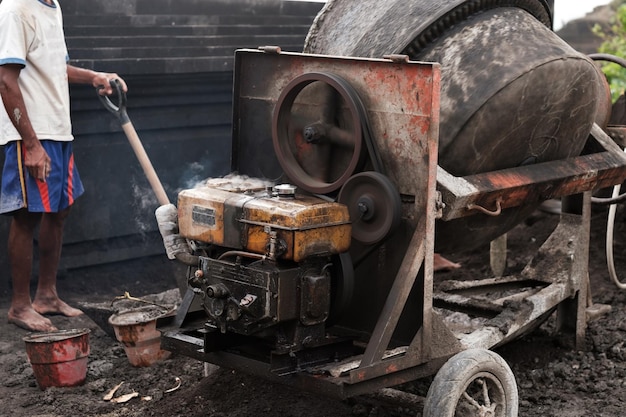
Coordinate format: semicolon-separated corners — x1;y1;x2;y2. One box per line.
231;48;446;375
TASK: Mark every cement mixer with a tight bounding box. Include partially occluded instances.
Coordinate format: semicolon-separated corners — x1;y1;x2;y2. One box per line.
158;1;626;415
303;0;610;252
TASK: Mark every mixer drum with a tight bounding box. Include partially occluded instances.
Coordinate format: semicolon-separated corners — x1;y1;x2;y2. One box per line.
304;0;607;252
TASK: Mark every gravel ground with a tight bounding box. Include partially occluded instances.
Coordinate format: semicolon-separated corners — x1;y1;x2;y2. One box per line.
1;203;626;416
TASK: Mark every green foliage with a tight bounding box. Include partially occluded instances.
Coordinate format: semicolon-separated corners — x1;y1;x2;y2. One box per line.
594;3;626;101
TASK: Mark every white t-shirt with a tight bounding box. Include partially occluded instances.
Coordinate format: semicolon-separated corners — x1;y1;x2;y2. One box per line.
0;0;73;145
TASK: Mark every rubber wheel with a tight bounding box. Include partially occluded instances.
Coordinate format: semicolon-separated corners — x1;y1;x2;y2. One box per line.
423;349;518;417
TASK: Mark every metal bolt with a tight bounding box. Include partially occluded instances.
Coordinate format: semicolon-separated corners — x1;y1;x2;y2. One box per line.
357;196;375;221
303;126;320;143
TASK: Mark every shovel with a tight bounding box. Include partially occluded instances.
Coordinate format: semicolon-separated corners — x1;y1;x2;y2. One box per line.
98;79;170;206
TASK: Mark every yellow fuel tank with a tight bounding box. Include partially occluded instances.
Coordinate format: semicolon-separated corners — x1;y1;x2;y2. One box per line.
177;177;351;262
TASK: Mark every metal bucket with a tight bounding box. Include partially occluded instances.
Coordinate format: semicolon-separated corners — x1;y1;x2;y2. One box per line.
23;328;90;390
108;306;172;367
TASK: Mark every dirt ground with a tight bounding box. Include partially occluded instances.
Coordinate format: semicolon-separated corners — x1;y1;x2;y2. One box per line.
2;200;626;416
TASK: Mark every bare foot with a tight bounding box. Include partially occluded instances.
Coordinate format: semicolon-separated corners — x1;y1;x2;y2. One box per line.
8;306;58;332
434;253;461;272
33;297;83;317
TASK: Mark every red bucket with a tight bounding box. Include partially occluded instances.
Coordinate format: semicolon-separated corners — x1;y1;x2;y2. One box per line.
23;328;90;390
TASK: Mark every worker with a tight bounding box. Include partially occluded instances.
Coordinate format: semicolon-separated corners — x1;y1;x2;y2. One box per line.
0;0;127;332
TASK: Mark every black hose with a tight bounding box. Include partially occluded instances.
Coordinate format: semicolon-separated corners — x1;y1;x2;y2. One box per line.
589;53;626;68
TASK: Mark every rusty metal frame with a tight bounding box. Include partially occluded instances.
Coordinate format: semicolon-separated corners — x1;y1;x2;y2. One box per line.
438;124;626;221
433;197;591;350
231;47;453;385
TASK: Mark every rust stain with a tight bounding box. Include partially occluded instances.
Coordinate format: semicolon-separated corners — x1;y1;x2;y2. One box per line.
386;364;400;374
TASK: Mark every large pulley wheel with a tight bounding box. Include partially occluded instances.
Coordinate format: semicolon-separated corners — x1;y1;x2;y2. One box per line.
424;349;519;417
338;172;402;245
272;72;366;194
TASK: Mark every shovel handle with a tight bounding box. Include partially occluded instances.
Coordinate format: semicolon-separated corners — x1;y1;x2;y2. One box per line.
97;80;171;206
122;122;171;206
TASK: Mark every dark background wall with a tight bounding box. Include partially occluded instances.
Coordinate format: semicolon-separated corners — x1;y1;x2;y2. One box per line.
0;0;323;295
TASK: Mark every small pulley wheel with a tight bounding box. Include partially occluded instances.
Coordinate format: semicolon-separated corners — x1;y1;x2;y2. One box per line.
338;172;402;245
272;72;366;194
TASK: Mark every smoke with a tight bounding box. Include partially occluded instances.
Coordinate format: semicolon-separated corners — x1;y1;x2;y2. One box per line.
126;159;275;233
130;177;159;233
178;161;208;191
177;157;275;193
204;173;274;192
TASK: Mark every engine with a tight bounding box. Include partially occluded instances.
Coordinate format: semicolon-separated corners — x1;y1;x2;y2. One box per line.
176;175;351;350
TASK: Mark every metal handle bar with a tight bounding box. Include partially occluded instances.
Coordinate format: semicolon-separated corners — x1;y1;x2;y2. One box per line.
97;78;130;124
